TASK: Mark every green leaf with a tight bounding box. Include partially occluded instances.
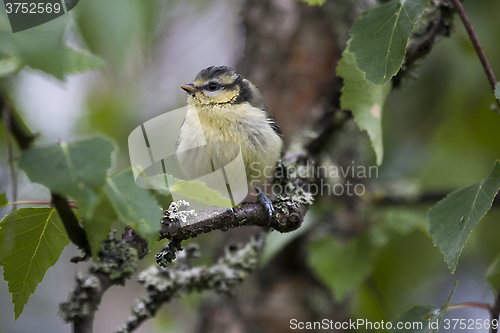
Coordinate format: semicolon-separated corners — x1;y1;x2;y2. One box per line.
486;253;500;294
297;0;326;6
495;82;500;100
390;306;437;333
337;50;391;165
142;173;234;208
0;13;69;80
18;137;115;220
0;57;24;79
105;169;163;245
428;161;500;273
0;191;7;209
75;0;158;71
0;12;105;80
348;0;429;85
308;235;374;302
0;208;70;319
64;47;106;75
171;178;233;208
389;280;458;333
83;192;118;261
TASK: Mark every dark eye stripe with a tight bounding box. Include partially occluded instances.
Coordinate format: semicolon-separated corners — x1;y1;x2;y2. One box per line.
202;82;222;91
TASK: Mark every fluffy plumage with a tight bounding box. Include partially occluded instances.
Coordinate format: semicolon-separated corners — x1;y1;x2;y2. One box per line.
176;66;283;187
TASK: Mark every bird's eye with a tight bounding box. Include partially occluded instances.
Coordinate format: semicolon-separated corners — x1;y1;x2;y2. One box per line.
207;82;219;91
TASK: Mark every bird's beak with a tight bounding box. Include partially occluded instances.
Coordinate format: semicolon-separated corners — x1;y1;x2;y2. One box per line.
181;84;200;94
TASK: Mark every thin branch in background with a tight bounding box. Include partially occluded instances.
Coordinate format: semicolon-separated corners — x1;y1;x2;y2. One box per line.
393;0;454;88
0;94;37;150
2;110;17;212
447;302;491;312
60;231;142;333
51;193;89;250
449;0;500;112
3;200;78;209
116;235;266;333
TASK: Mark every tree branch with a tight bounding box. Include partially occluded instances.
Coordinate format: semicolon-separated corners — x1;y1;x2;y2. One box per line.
159;192;311;242
0;93;37;150
59;230;144;333
447;301;491;311
51;193;89;250
393;0;454;88
116;235;266;333
449;0;500;111
3;110;18;212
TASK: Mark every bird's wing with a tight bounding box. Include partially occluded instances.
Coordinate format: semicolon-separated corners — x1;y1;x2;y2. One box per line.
264;109;282;135
248;82;282;136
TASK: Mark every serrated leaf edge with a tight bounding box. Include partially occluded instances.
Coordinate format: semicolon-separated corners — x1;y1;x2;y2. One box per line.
1;208;69;319
349;0;429;85
428;161;500;273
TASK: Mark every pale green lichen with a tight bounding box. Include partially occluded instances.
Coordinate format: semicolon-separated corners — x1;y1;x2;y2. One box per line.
116;237;265;333
59;235;139;322
164;200;197;224
274;185;314;216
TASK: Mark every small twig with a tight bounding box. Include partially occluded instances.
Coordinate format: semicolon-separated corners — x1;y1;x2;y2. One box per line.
3;110;18;212
51;193;89;250
449;0;500;111
0;94;38;150
3;200;78;209
447;302;491;311
156;238;183;267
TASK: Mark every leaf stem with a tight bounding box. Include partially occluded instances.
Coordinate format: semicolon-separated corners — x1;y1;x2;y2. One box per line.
447;302;491;311
4;200;78;209
449;0;500;112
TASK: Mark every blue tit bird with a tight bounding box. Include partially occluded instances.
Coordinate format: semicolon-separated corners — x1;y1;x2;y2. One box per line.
176;66;283;220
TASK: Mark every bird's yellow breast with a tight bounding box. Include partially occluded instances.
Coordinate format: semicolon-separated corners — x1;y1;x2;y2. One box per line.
176;102;282;185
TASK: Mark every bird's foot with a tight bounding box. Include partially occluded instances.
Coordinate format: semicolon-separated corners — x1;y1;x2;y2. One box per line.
254;186;274;222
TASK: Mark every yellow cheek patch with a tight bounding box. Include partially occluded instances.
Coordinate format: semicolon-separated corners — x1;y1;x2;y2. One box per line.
191;84;239;105
211;87;239;103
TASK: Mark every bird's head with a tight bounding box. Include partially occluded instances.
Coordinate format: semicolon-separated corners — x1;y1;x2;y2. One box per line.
181;66;248;106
